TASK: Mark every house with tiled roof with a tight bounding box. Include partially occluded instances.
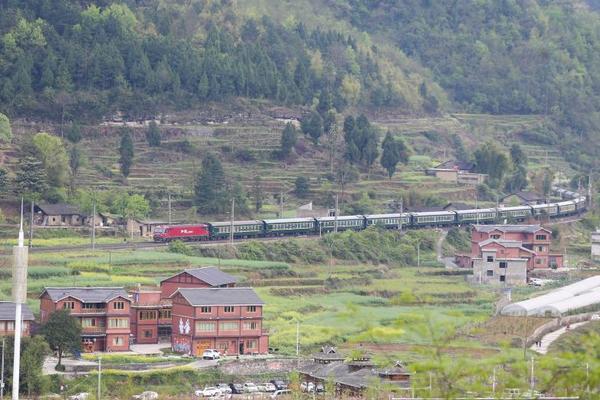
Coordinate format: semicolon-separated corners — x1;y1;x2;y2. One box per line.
39;287;131;352
170;287;269;356
425;160;487;185
0;302;35;337
34;203;86;226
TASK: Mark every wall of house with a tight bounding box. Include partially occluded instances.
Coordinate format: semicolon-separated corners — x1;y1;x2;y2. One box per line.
472;251;527;285
0;320;31;336
161;274;216;299
434;170;458;182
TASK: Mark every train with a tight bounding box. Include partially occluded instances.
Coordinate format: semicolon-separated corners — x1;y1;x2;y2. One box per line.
153;187;587;242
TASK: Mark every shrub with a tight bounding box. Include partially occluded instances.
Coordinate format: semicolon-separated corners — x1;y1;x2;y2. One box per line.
168;240;194;256
66;261;112;274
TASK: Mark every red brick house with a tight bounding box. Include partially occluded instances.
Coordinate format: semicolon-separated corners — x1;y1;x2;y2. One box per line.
39;287;132;352
160;267;237;299
457;225;563;270
171;287;269;356
0;302;34;337
129;267;238;345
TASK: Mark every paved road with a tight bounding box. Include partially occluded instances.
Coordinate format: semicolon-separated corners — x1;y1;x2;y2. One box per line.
530;321;588;355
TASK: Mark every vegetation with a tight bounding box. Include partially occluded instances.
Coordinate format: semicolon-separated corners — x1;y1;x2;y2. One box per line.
118;128;134;178
40;309;82;369
2;336;50;397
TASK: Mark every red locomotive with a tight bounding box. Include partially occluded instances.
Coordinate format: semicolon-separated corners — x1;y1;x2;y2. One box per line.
153;224;210;242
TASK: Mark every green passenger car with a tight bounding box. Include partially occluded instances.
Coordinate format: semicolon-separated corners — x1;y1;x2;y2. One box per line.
208;220;265;240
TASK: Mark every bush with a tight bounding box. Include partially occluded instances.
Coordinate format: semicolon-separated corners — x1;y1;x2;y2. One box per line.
168;240;194;256
66;261;112;274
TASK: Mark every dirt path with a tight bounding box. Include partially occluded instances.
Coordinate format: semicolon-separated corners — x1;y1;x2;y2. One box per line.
435;229;459;269
530;321;589;355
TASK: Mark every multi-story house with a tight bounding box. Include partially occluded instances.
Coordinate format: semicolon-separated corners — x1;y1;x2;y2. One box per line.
39;287;131;352
456;224;563;270
0;302;34;337
129;267;238;344
171;287;269;356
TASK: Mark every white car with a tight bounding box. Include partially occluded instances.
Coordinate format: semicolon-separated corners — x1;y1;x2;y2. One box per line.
300;382;315;393
68;394;89;400
202;349;221;360
591;314;600;321
132;392;158;400
261;383;277;392
195;387;221;397
243;382;259;393
216;384;232;394
271;389;292;398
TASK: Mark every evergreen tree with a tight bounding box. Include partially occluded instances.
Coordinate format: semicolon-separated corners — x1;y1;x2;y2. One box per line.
69;145;82;195
280;122;297;159
381;132;400;179
252;175;264;213
294;176;310;198
41;310;81;369
473;142;509;188
510;143;527;167
301;112;323;145
119;128;134;178
0;167;7;193
145;121;161;147
14;156;47;198
66;123;82;144
0;113;12;142
194;153;227;214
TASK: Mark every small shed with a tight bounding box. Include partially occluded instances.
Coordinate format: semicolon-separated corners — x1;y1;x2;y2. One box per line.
34;203;85;226
127;218;168;237
500;191;545;206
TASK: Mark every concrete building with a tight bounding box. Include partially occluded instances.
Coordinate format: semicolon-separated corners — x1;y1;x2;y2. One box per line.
426;160;487;185
592;230;600;261
0;302;34;337
39;287;132;352
471;242;529;285
170;287;269;356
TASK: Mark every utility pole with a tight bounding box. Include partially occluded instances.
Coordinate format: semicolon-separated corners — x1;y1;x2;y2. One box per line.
230;198;235;247
28;200;34;248
279;192;284;218
13;199;28;400
492;366;496;395
530;356;535;390
295;320;300;357
334;195;339;234
97;356;102;400
1;338;5;400
168;193;172;225
91;201;96;252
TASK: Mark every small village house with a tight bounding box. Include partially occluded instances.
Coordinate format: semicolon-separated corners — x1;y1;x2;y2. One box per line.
0;301;34;337
34;203;86;226
500;191;545;206
126;218;168;237
426;160;487;185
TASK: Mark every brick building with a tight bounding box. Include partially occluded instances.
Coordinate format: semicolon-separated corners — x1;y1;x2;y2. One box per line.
171;287;269;356
0;302;34;337
39;287;132;352
129;267;238;344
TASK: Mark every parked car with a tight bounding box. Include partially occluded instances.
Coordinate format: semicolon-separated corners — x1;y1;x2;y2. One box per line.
229;383;244;394
591;314;600;321
300;382;314;393
270;380;288;390
270;389;292;398
315;383;325;393
261;383;277;392
528;278;543;287
68;393;89;400
202;349;221;360
195;387;221;397
522;390;543;398
132;391;158;400
216;384;232;395
243;382;259;393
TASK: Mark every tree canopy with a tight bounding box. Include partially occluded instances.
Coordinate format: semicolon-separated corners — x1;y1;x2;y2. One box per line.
41;309;81;368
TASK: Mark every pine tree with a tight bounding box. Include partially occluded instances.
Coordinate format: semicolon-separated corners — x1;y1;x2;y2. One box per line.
301;112;324;145
119;128;134;178
194;153;227;214
145;121;161;147
381;132;400;179
14;156;47;198
66;123;82;143
252;175;264;212
280;122;297;159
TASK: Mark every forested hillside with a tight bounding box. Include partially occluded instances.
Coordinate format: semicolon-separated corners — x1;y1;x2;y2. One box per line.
0;0;436;121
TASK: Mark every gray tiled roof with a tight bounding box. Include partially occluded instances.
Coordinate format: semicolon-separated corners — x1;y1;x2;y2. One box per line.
175;287;264;306
473;224;547;234
42;287;130;303
478;239;535;253
35;203;81;216
161;267;237;286
0;302;35;321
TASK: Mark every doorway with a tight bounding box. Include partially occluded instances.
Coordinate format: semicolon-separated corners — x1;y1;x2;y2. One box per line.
239;342;244;355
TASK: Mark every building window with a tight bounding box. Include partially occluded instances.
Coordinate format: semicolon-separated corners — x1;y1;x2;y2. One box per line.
247;306;257;312
224;306;234;313
81;318;96;327
200;306;212;313
537;246;544;252
218;342;229;351
139;311;157;320
144;330;153;338
219;322;239;331
82;303;94;309
247;340;257;350
6;321;14;331
499;275;506;282
159;309;171;319
243;322;258;330
113;302;125;310
112;337;124;346
535;235;547;240
491;234;501;239
63;302;75;310
486;270;494;277
536;258;543;265
499;262;507;269
196;322;216;332
487;256;494;262
108;318;129;328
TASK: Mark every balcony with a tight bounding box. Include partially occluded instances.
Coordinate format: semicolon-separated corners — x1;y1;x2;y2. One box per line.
73;308;107;315
81;326;107;334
